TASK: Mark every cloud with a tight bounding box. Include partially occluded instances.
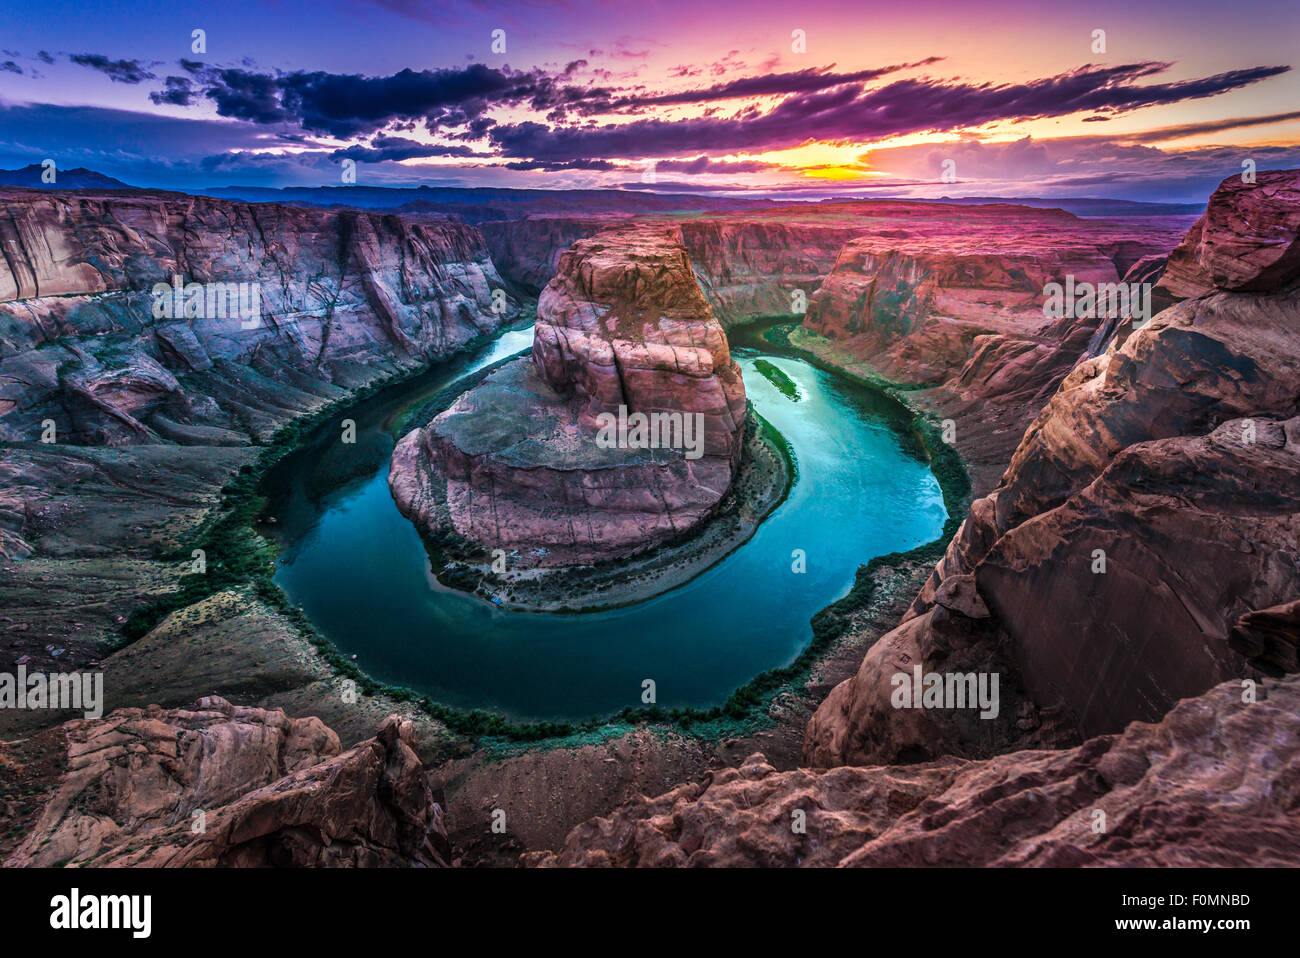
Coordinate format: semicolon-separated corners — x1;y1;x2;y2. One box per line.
69;53;156;84
488;61;1290;162
653;156;779;174
503;157;618;171
622;58;944;109
331;135;490;162
1124;111;1300;142
856;135;1300;202
1;61;21;75
171;63;557;138
149;76;196;106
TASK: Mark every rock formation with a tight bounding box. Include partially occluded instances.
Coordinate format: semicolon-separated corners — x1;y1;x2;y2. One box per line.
804;170;1300;767
531;675;1300;867
3;696;449;867
390;225;747;566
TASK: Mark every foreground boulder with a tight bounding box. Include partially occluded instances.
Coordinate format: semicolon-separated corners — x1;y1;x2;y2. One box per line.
3;696;449;867
532;675;1300;867
390;225;747;567
805;169;1300;768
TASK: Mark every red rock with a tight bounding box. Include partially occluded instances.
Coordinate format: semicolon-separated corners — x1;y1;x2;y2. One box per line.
1158;169;1300;297
534;676;1300;867
390;225;746;566
3;696;449;868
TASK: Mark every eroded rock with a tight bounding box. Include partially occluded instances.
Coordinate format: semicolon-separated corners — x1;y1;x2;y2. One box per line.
390;225;746;566
3;696;449;867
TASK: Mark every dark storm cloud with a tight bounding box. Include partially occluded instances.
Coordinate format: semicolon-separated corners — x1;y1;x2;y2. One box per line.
531;59;946;121
503;158;618;171
149;77;196;106
624;58;945;108
489;62;1291;162
331;136;490;162
150;57;954;141
69;54;157;84
176;63;555;138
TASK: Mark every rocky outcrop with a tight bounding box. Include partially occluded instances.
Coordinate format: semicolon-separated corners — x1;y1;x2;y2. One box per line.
3;696;449;867
1157;170;1300;297
804;171;1300;768
532;676;1300;867
390;225;747;566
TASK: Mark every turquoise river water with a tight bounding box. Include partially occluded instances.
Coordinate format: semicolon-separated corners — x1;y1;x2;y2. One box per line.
263;323;946;721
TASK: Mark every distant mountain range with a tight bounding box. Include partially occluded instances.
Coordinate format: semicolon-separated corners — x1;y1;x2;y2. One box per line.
0;165;133;190
0;166;1207;221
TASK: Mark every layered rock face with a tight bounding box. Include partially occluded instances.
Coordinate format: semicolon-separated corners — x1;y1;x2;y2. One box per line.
800;204;1190;482
533;676;1300;867
678;218;867;324
4;696;449;867
479;215;624;292
390;225;747;566
0;189;515;449
804;171;1300;768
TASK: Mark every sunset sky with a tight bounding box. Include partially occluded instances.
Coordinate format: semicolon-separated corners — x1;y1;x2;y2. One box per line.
2;0;1298;201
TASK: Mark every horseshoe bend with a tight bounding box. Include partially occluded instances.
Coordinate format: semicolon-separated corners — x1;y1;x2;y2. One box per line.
1;3;1299;912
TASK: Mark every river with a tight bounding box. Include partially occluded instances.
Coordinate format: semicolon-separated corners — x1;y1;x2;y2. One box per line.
262;322;946;721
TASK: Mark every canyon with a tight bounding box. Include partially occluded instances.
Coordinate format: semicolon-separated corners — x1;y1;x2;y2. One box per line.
0;173;1296;868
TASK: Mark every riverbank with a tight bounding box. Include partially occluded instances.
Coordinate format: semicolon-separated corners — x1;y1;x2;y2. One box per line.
79;313;967;761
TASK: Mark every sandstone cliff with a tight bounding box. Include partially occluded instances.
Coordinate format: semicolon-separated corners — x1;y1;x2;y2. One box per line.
0;189;516;449
798;204;1189;486
390;225;747;567
804;170;1300;767
2;696;449;867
